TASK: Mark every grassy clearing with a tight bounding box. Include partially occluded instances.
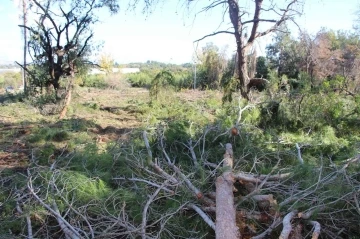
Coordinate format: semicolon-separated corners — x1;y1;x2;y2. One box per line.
0;79;222;169
0;79;226;237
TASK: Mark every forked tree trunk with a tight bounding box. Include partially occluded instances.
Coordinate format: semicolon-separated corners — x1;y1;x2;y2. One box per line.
216;143;240;239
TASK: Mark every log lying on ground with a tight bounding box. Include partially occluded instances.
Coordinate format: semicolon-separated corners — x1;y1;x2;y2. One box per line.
216;143;239;239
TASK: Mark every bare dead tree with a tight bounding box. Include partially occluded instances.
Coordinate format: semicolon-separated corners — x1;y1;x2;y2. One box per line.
189;0;302;100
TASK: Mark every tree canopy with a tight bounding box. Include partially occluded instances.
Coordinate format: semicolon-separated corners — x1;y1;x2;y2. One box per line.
19;0;119;92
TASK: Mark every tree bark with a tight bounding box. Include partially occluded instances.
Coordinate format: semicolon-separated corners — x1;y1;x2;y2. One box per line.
59;84;72;120
228;0;250;100
237;48;250;100
216;143;240;239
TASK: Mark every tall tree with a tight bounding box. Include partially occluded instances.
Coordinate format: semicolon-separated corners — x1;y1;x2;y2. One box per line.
98;53;115;74
255;56;269;78
266;28;304;79
189;0;302;100
196;42;227;89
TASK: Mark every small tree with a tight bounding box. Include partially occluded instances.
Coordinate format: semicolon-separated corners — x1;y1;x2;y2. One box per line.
149;70;175;101
266;28;304;79
98;53;115;74
255;56;269;79
196;43;227;90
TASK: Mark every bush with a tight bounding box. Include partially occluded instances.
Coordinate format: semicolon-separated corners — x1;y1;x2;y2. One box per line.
81;74;108;88
127;71;153;88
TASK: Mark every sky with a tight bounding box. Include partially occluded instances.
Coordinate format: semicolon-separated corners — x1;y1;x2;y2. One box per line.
0;0;358;65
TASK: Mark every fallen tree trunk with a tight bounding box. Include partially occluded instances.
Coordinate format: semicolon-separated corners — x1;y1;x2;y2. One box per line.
216;143;239;239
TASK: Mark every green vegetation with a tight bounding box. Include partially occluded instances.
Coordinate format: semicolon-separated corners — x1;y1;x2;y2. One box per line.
1;71;359;237
80;74;108;88
1;29;360;237
127;61;193;89
0;71;22;89
1;0;360;237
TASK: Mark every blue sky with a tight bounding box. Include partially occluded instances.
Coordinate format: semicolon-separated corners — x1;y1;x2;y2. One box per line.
0;0;358;65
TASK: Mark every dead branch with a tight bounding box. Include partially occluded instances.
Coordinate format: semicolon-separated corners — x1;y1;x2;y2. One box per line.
170;160;214;205
159;133;214;205
27;177;81;239
188;203;216;231
279;210;297;239
258;173;290;180
194;30;234;43
16;200;33;239
234;172;262;183
295;143;304;164
180;139;199;167
153;203;188;238
341;154;360;171
52;200;82;239
143;130;214;205
251;194;275;203
251;217;282;239
141;180;168;239
236;99;257;126
242;18;277;25
142;131;178;184
113;176;175;194
51;181;95;239
234;172;290;183
309;220;321;239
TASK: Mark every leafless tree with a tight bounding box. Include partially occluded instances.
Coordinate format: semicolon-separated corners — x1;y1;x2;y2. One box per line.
188;0;302;100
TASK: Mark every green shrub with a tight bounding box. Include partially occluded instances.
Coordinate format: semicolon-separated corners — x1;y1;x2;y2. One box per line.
127;71;153;87
55;171;111;203
0;72;22;88
150;70;175;101
81;74;108;88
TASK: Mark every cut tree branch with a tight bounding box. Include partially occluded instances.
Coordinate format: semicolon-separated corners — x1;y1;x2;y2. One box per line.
189;203;216;230
27;178;81;239
279;210;297;239
309;220;321;239
141;181;167;239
